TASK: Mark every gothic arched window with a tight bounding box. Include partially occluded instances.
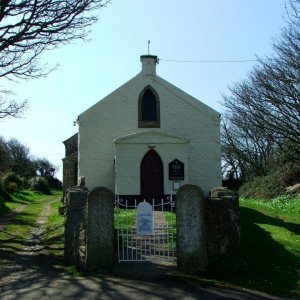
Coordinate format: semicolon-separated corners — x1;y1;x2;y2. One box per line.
138;86;160;128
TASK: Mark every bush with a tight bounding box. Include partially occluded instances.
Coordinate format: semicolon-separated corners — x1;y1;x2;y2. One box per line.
7;182;18;193
1;172;23;193
28;176;51;195
239;175;284;199
47;177;62;190
239;162;300;199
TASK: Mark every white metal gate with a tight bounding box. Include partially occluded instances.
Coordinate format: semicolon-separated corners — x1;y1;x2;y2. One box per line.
115;195;176;263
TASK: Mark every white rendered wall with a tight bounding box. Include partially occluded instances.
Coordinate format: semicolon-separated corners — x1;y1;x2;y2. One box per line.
78;61;221;196
114;132;189;195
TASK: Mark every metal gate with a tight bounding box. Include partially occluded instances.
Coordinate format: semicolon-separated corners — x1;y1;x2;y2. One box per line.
115;195;176;263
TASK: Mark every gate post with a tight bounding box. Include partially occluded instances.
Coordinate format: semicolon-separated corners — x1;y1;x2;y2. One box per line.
176;184;207;274
64;188;88;268
85;187;115;271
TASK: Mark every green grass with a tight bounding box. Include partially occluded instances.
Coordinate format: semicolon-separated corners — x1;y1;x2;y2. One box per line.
34;192;85;276
165;211;176;224
114;208;176;232
204;196;300;298
40;195;78;275
0;189;52;216
0;190;74;275
240;195;300;223
43;197;64;257
114;208;136;230
0;191;62;253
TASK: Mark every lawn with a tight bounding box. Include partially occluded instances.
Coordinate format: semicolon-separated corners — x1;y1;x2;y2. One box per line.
205;196;300;298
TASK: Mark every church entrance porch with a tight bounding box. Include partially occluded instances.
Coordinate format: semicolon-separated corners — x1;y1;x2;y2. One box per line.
114;130;189;199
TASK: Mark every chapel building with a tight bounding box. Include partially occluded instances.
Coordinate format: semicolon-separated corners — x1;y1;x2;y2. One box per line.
62;55;222;199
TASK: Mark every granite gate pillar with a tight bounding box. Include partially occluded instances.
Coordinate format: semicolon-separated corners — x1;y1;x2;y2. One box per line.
85;187;114;271
64;188;87;268
176;184;207;273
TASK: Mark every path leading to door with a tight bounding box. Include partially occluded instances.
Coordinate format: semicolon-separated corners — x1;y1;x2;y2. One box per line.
153;211;165;225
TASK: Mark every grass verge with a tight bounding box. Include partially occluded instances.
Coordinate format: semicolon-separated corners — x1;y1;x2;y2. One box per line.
42;194;87;277
0;191;62;254
0;190;47;216
43;196;64;257
204;196;300;298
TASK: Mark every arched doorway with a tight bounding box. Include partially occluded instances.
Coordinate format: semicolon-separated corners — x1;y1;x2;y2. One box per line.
140;150;163;199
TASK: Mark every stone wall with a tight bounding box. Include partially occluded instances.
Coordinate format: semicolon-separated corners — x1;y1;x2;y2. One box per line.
64;184;239;274
63;133;78;157
176;184;240;273
205;195;240;263
64;187;115;271
62;151;78;192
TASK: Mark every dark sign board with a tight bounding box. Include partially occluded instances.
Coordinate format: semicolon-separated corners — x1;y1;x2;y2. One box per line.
169;159;184;180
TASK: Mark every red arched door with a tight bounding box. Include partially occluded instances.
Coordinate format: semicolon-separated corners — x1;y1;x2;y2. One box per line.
140;150;163;200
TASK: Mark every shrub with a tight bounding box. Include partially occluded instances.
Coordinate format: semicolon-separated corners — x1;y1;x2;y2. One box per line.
19;176;29;189
276;162;300;187
7;182;18;193
239;162;300;200
47;176;62;190
1;172;23;193
29;176;51;195
240;175;284;199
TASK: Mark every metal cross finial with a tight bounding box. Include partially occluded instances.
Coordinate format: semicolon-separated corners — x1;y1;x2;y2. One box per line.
148;40;150;55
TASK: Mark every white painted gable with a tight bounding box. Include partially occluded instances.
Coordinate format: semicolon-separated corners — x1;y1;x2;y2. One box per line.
77;55;221;197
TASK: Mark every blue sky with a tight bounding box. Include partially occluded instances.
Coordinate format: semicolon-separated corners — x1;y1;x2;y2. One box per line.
1;0;287;179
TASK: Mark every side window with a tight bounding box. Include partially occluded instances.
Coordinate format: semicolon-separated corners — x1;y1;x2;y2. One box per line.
138;86;160;128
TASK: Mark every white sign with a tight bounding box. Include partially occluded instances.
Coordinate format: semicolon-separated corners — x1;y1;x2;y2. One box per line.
136;202;153;235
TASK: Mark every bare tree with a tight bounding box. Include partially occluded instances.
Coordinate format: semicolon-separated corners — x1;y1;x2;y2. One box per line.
0;0;110;118
221;118;276;181
34;157;57;177
222;0;300;181
6;138;35;177
0;89;28;118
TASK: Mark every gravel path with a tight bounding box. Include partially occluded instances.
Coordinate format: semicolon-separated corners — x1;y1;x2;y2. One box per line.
0;202;59;284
